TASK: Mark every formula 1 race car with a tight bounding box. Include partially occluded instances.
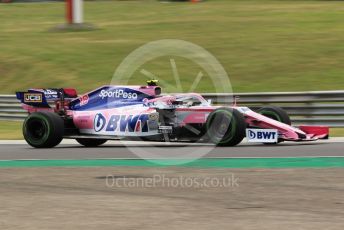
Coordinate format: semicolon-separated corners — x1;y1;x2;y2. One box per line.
16;80;329;148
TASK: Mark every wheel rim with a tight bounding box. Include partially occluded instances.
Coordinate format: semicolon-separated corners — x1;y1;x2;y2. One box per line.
25;117;49;143
207;110;236;144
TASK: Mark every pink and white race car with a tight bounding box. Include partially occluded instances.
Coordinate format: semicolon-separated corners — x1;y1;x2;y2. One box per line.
16;80;329;148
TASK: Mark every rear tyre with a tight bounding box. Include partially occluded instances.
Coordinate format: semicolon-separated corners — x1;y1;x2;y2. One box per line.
76;138;107;147
23;112;64;148
205;108;246;146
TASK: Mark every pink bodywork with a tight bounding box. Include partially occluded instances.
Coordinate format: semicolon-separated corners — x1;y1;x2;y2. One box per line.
20;87;329;142
240;108;328;141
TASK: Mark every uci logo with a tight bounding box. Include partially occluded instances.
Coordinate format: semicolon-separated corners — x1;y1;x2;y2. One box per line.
94;113;106;132
24;93;42;103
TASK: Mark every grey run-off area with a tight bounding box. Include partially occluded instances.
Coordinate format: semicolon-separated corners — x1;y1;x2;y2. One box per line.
0;139;343;160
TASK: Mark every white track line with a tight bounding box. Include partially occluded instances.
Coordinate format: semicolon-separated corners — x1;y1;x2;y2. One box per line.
1;138;344;145
1;156;344;162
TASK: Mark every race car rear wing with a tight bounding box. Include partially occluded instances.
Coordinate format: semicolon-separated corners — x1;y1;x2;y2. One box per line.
16;88;78;108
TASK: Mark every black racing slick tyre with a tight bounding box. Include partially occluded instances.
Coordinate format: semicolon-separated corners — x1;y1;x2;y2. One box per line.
257;106;291;125
23;112;64;148
205;108;246;146
257;106;291;145
76;138;107;147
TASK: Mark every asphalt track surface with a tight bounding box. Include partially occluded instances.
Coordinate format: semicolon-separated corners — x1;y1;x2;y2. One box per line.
0;139;343;160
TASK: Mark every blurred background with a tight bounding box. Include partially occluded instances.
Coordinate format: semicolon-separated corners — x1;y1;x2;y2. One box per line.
1;0;344;138
0;0;343;94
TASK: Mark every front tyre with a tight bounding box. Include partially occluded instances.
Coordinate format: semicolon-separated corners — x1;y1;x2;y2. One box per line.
257;106;291;125
76;138;107;147
205;108;246;146
23;112;64;148
257;106;291;144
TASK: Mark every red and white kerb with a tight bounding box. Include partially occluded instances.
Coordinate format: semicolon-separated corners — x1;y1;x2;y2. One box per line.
66;0;83;24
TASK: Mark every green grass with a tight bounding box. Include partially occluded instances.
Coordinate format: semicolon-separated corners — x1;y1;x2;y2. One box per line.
329;128;344;138
0;0;344;94
0;120;343;140
0;121;23;140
